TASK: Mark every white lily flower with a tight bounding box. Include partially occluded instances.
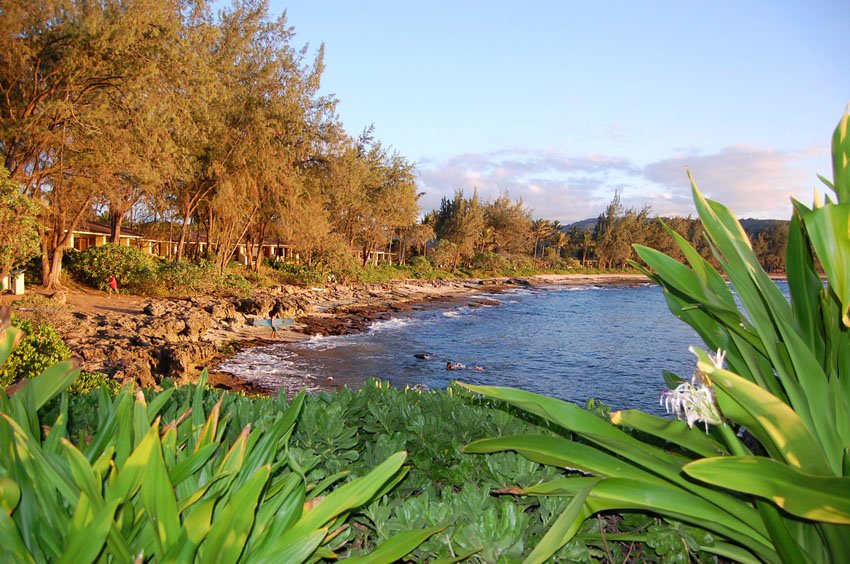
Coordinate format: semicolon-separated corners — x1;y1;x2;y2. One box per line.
660;348;724;432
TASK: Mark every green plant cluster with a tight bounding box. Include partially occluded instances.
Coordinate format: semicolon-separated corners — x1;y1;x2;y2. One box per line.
65;243;157;292
1;322;440;562
156;260;252;296
269;261;328;286
49;379;719;562
0;314;70;387
66;246;253;296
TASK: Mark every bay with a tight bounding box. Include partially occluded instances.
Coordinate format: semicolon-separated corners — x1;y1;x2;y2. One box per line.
220;282;721;416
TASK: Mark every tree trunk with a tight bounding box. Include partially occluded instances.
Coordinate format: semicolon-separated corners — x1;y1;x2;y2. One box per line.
110;211;125;243
45;246;64;290
176;211;193;262
40;238;50;286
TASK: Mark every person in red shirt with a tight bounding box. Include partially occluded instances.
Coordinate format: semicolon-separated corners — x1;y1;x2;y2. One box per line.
107;275;118;297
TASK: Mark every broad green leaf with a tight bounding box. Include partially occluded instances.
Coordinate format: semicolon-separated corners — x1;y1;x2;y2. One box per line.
685;456;850;524
0;510;34;563
0;326;22;368
524;477;776;563
195;395;224;453
253;528;326;564
26;359;79;412
139;425;180;556
831;107;850;202
183;498;215;546
270;452;407;556
0;476;20;514
458;383;684;475
693;349;832;475
61;439;102;504
802;204;850;327
246;473;303;557
787;201;827;362
459;383;768;535
344;525;444;564
169;443;218;485
58;497;120;564
464;434;664;482
146;387;175;423
292;451;405;532
0;413;78;504
132;392;151;445
202;464;271;564
106;421;162;504
610;410;728;458
524;482;594;564
430;547;482;564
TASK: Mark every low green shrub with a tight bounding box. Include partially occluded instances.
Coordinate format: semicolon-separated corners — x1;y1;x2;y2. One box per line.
154;259;214;293
51;379;722;562
0;314;70;387
66;370;122;395
65;243;157;292
1;322;434;563
270;261;326;286
154;260;252;296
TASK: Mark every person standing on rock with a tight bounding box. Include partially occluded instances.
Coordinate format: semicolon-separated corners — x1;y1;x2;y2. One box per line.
107;275;118;298
270;314;278;339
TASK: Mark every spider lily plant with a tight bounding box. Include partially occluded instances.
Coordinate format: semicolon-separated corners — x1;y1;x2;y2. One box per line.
461;108;850;563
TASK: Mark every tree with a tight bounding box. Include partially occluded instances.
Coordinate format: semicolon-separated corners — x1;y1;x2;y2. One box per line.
432;190;486;269
0;0;184;288
530;219;554;259
0;167;40;282
482;192;532;254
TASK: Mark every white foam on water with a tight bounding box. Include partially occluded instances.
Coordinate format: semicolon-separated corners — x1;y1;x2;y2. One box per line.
368;317;415;332
300;333;350;351
217;344;327;394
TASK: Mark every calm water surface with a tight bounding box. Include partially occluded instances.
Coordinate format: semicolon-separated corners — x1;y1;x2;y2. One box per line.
220;283;719;415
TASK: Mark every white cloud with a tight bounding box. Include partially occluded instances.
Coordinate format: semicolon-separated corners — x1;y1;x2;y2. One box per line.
417;145;827;222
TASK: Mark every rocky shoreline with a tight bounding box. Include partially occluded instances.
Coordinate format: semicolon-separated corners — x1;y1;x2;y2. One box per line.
5;273;648;394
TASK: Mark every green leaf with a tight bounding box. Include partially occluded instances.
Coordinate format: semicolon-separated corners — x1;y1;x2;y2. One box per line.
344;525;444;563
201;464;271;564
61;439;102;504
0;476;20;514
264;452;407;559
831;107;850;202
26;359;79;412
0;326;22;368
786;200;827;363
685;456;850;524
524;482;594;564
801;204;850;327
106;421;162;505
139;425;180;556
524;477;776;563
0;510;34;562
464;434;664;482
610;409;728;458
57;497;120;564
430;547;482;564
692;349;832;475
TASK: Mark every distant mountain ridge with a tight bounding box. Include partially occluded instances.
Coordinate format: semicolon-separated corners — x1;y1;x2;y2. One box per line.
564;217;788;233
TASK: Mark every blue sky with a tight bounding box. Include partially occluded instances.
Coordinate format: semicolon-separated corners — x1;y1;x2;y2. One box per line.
269;0;849;222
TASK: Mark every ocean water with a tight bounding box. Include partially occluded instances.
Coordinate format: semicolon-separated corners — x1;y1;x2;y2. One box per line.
219;282;732;415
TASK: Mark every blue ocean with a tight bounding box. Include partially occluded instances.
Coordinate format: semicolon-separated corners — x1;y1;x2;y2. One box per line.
219;282;742;415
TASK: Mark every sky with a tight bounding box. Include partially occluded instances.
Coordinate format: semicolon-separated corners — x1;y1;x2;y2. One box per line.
268;0;849;222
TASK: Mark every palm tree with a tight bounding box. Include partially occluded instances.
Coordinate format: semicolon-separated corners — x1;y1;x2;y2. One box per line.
530;219;553;259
